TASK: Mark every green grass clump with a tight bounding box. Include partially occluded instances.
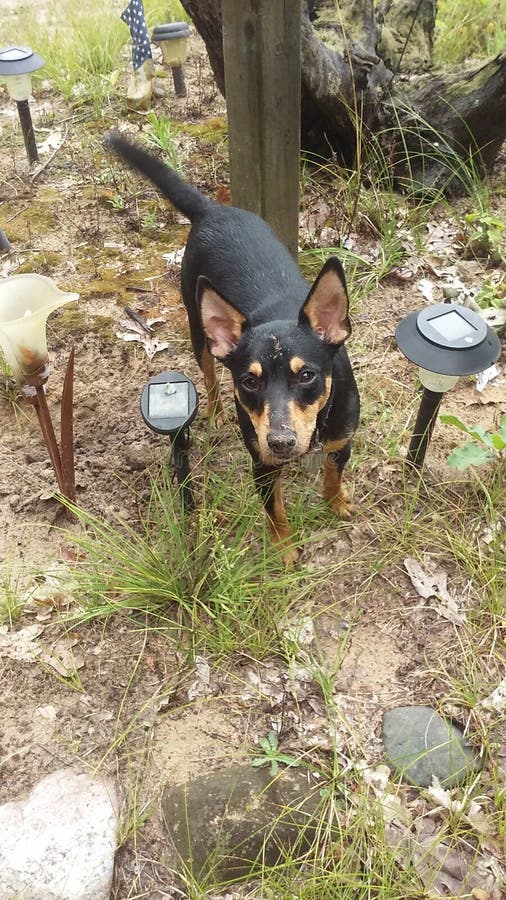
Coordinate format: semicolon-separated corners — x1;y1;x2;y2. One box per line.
436;0;506;63
66;462;332;659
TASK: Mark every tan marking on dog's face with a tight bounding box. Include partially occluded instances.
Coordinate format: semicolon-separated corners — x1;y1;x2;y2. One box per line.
289;356;305;374
248;361;263;377
236;375;332;466
235;389;273;460
286;375;332;455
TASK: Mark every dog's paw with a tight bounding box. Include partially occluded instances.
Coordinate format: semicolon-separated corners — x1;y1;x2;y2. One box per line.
329;488;356;519
281;543;300;566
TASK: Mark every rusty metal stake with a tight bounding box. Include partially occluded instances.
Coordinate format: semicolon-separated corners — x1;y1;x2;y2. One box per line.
27;348;76;503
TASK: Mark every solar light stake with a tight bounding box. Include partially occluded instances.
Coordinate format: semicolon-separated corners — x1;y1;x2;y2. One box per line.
406;372;458;468
0;47;45;166
16;98;39;164
396;303;501;469
140;371;199;508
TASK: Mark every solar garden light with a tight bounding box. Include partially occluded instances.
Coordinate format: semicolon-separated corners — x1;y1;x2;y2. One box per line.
0;46;45;165
396;302;501;468
140;371;199;508
0;274;78;503
152;22;190;97
0;228;10;252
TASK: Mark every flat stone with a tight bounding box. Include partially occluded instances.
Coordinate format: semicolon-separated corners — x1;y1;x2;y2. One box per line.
162;764;323;882
124;441;152;472
0;767;118;900
382;705;482;788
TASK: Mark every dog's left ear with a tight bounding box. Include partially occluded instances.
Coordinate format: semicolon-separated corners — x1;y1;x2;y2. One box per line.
299;257;351;345
198;276;248;360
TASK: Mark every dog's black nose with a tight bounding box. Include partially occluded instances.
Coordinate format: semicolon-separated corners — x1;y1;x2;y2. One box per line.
267;431;297;456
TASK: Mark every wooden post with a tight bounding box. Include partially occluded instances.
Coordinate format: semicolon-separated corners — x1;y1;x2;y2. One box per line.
222;0;301;258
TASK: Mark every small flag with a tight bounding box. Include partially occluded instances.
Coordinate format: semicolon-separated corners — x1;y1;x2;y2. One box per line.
121;0;153;71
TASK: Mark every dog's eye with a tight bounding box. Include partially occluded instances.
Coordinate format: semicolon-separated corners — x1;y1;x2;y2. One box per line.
299;368;316;384
242;375;260;392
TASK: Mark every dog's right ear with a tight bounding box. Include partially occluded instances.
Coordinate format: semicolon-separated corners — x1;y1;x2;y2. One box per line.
197;276;249;360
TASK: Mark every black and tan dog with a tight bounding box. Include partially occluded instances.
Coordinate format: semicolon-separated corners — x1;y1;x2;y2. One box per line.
107;133;360;561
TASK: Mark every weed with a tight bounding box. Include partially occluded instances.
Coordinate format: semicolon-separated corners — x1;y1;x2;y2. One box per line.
463;210;505;262
474;274;506;310
64;463;335;659
441;413;506;470
436;0;506;63
145;112;183;172
251;730;302;776
0;572;24;625
107;194;125;212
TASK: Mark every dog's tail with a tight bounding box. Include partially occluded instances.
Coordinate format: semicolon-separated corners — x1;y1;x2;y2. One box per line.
105;131;211;222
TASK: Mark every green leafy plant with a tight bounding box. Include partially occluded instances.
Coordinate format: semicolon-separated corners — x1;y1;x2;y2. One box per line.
251;730;301;776
146;113;182;172
474;275;506;310
107;193;125;212
463;211;505;262
441;413;506;469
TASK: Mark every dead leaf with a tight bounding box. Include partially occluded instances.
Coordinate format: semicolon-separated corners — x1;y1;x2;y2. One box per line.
303;200;331;241
282;615;315;647
0;624;43;661
39;636;84;677
187;655;214;700
425;220;460;254
475;365;500;392
22;567;78;616
37;130;63;154
359;762;412;826
416;278;436;303
116;316;174;359
35;704;58;724
386;816;505;898
403;557;466;625
162;247;185;266
427;782;495;839
480;307;506;329
480;677;506;713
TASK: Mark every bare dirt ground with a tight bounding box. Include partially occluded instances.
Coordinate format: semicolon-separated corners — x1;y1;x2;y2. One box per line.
0;26;505;900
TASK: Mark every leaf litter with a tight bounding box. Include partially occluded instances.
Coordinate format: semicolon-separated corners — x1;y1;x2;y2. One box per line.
403;556;467;625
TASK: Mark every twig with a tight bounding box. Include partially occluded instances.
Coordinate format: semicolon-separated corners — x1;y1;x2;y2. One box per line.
125;306;154;334
30;122;69;183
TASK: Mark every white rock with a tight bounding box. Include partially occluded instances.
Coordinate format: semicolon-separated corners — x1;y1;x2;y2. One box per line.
0;768;118;900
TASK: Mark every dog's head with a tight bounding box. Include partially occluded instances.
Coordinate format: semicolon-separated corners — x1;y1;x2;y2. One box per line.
198;257;351;466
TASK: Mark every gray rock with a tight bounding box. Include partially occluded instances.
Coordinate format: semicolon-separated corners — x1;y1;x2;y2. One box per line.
124;441;152;472
442;285;461;300
0;767;118;900
382;705;482;788
162;764;323;883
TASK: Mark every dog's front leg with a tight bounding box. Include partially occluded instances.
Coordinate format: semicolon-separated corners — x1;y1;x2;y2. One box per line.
252;461;298;565
199;345;225;424
322;437;355;519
